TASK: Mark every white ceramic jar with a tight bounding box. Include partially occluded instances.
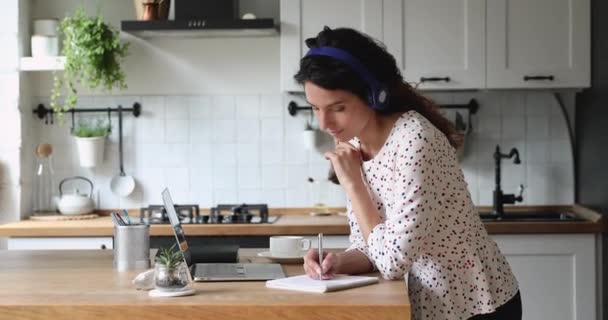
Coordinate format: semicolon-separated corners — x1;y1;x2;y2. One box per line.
31;35;59;57
31;19;59;57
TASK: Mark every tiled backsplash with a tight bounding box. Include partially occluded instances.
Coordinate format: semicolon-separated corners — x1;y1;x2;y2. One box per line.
33;90;574;209
444;91;575;206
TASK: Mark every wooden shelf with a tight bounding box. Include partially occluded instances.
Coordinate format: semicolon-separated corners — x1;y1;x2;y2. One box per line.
20;56;65;71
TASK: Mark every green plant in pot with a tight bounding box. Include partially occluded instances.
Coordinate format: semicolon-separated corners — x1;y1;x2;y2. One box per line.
154;245;190;291
73;117;111;168
51;7;129;118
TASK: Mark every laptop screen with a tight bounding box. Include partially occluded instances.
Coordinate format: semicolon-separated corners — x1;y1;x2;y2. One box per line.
161;188;193;268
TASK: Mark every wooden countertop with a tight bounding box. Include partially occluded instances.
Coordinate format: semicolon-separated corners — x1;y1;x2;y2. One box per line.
0;215;350;237
0;205;604;237
0;249;410;320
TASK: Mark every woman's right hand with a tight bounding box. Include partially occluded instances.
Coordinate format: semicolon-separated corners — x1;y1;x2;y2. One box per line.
303;249;339;280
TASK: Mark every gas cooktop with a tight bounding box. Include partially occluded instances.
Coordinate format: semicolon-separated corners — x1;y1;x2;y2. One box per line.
139;203;279;224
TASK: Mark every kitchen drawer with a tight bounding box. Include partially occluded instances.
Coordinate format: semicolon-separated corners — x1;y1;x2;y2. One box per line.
7;237;113;250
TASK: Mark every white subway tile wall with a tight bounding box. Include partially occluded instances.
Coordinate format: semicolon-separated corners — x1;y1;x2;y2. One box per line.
452;91;575;206
33;90;575;209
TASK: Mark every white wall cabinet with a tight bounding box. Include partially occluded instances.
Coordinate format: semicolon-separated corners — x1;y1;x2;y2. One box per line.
281;0;590;91
8;237;113;250
280;0;383;92
493;234;597;320
383;0;485;90
486;0;590;88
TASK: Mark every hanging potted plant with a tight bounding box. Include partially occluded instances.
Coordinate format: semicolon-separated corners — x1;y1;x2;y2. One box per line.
72;117;111;168
301;120;318;150
50;7;129;117
301;111;322;151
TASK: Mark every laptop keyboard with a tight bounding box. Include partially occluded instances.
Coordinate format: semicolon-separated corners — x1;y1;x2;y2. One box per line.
198;264;245;277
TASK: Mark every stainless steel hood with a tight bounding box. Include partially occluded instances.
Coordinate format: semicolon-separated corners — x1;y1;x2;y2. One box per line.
120;18;278;38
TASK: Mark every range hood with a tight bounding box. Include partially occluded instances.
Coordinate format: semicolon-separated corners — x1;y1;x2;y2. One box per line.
121;18;278;38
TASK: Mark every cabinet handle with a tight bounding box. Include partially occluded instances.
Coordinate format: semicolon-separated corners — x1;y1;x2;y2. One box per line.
523;75;555;81
420;76;451;83
100;244;107;250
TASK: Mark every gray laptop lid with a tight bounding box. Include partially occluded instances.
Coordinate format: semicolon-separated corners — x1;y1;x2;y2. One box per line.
161;188;285;281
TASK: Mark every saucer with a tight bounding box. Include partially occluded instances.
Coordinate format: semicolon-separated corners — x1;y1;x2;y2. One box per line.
257;251;306;264
148;288;196;297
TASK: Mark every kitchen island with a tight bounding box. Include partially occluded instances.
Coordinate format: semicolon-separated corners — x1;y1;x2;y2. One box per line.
0;206;603;319
0;249;410;320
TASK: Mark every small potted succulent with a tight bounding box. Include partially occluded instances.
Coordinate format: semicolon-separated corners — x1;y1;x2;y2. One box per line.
154;245;191;292
72;117;110;168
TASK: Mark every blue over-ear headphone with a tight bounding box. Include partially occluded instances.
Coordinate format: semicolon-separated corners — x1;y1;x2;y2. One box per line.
305;46;389;110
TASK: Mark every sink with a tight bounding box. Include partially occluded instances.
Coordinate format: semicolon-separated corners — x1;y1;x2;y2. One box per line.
479;211;584;222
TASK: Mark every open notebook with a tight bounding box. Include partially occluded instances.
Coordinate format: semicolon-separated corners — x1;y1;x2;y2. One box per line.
266;274;379;293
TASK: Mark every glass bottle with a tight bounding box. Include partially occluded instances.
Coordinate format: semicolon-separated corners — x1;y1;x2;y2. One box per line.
33;144;55;214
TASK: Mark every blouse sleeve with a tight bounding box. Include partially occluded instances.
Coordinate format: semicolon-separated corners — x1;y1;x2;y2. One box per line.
345;199;376;269
366;120;440;280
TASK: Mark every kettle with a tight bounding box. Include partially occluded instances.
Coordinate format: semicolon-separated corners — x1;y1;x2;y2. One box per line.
57;176;95;215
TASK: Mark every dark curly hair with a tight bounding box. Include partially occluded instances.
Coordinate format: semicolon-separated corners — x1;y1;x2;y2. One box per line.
294;26;463;150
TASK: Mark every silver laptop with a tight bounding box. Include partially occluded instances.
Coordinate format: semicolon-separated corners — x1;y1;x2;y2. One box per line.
162;188;285;281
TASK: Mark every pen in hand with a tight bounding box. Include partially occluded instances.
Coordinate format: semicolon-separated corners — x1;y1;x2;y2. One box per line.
318;233;324;280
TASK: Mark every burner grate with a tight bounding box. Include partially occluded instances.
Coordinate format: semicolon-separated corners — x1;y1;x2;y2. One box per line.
139;203;271;224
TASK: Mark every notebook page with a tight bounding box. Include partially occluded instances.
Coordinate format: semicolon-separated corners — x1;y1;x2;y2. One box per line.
266;274;379;293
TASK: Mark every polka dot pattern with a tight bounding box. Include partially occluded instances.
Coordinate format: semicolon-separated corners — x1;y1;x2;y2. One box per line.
345;111;519;320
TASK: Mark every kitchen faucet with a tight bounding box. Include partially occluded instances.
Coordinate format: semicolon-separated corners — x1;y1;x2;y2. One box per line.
492;145;524;218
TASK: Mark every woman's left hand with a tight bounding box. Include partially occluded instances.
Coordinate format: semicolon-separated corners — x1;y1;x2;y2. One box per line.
324;141;364;190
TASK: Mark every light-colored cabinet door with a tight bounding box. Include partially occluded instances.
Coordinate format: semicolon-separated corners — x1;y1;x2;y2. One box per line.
486;0;590;88
280;0;383;92
383;0;485;90
493;234;596;320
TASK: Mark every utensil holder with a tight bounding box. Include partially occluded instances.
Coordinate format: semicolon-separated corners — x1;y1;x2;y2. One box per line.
113;224;150;271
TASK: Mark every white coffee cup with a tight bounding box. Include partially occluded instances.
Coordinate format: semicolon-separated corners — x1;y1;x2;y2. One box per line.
269;236;311;256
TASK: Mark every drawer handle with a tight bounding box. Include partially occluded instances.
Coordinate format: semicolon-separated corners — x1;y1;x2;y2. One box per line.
523;75;555;81
100;244;107;250
420;76;451;83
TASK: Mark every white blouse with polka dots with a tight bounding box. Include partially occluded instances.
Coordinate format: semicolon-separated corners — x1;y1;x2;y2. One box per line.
346;111;519;320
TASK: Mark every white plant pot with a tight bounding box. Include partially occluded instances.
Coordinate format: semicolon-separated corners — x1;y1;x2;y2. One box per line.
74;136;106;168
301;129;318;150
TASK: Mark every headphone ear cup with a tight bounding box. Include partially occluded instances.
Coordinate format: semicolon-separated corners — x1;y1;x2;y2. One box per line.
369;87;389;110
378;88;389;107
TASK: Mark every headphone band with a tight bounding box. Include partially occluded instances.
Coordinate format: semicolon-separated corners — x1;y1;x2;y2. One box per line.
305;46;388;110
305;47;382;92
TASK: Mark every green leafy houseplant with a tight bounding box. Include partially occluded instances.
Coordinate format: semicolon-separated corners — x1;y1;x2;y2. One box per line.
154;245;189;290
51;7;129;116
72;118;111;138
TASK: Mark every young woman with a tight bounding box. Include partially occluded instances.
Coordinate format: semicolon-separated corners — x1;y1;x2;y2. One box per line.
298;27;522;320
